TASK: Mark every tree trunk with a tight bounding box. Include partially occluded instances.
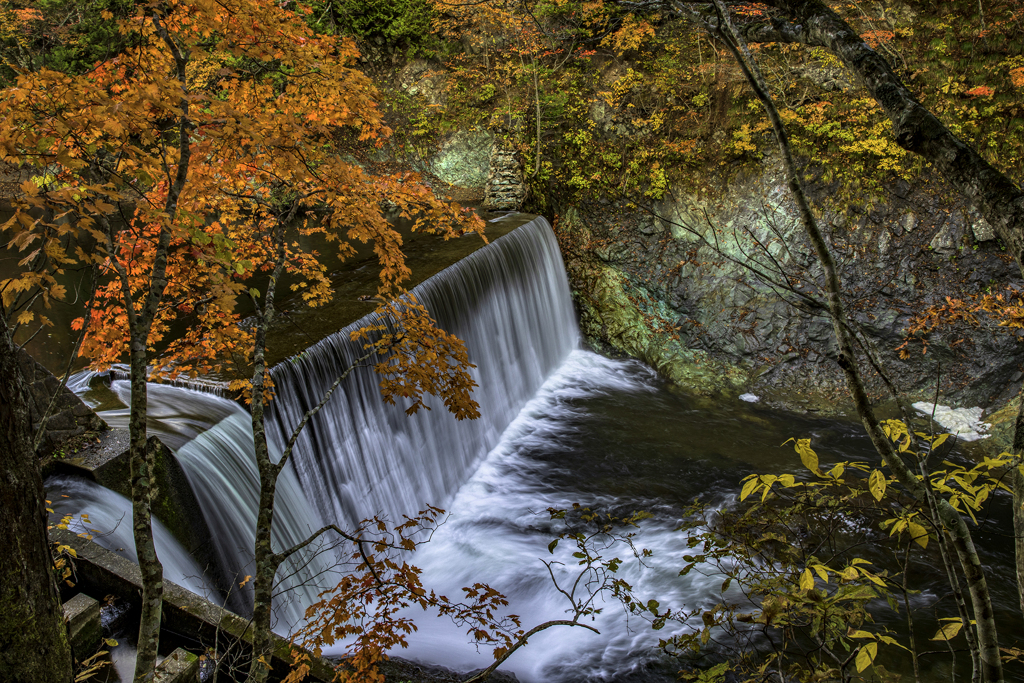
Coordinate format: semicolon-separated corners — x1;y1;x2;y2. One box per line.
248;457;281;683
247;247;287;683
0;309;74;683
1012;392;1024;620
130;336;163;683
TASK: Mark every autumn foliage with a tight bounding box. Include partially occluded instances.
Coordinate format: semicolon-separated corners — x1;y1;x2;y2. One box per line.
1;5;485;676
285;507;521;683
0;0;482;381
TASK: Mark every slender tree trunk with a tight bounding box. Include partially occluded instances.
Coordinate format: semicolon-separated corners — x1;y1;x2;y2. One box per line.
709;4;1004;681
532;55;542;179
248;310;281;683
920;460;982;683
127;19;191;680
1011;390;1024;620
130;339;163;682
0;310;73;683
248;239;289;683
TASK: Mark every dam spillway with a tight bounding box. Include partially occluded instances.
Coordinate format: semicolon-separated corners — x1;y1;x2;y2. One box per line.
167;216;579;629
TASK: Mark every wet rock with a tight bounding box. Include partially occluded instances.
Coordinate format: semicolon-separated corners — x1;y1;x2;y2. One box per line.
878;229;892;255
18;348;106;455
929;218;963;255
398;60;448;106
430;131;493;189
483;140;526;211
64;593;101;656
557;154;1024;419
154;648;199;683
972;216;996;242
902;212;917;232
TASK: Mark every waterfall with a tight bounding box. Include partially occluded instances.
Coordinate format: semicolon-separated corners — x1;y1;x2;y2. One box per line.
59;217;764;680
46;476;218;601
64;217;577;634
73;217;578;633
266;217;578;529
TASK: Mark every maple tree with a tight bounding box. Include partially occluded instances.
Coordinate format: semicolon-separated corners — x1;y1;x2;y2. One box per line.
0;0;483;679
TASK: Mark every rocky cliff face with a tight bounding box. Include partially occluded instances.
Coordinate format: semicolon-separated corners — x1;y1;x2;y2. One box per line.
555;156;1024;422
375;12;1024;439
407;120;1023;435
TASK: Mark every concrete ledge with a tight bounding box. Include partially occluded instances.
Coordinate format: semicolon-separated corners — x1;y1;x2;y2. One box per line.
51;528;336;682
155;648;199;683
64;592;101;657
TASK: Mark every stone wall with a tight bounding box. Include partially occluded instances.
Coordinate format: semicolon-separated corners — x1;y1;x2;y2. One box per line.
483;140;526;211
18;348;107;454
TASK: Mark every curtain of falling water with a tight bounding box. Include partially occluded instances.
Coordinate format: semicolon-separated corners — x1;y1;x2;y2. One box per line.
266;217;578;531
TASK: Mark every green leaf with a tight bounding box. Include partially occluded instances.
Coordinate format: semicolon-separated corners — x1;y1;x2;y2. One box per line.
869;469;886;501
855;641;878;672
548;539;558;554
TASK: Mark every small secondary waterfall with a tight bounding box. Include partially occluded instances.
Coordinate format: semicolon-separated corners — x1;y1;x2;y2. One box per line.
47;476;217;601
267;217;578;530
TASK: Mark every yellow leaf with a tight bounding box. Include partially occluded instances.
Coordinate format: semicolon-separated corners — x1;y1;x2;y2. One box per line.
847;629;875;639
740;478;759;501
793;438;821;474
855;641;878;672
869;469;886;501
799;568;814;591
908;521;929;549
16;310;33;325
930;620;964;641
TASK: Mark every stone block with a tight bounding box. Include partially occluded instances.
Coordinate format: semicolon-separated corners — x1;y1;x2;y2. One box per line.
972;216;996;242
64;592;102;656
929;219;963;255
16;347;107;455
154;648;199;683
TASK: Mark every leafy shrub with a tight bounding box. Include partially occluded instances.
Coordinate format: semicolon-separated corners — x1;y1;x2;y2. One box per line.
307;0;437;50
